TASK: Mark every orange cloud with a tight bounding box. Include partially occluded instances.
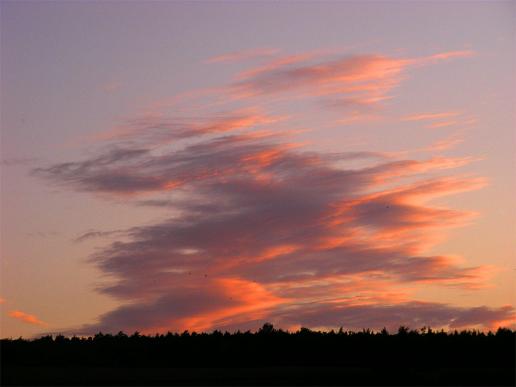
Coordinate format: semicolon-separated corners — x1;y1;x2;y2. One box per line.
254;245;300;263
401;111;477;130
8;310;46;326
402;112;460;122
365;156;480;187
230;50;474;113
163;278;286;333
394;133;466;157
37;47;510;335
232;54;409;102
93;109;282;144
39;125;495;333
426;133;465;152
427;120;457;129
423;50;475;62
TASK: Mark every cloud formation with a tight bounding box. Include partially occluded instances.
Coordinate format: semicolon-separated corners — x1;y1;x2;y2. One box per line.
274;302;514;332
8;310;47;326
402;112;460;122
74;229;126;243
35;48;513;334
229;50;474;113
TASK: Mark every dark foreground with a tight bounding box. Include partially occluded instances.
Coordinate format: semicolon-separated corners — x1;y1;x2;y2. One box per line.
2;325;515;386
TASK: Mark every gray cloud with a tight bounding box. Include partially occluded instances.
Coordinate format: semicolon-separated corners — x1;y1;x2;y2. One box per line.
34;51;509;334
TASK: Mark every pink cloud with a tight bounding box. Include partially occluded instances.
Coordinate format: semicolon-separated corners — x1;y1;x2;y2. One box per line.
427;120;458;129
231;54;409;102
93;108;283;144
402;112;460;122
401;111;477;130
229;50;474;114
34;47;509;335
422;50;475;62
39;122;496;333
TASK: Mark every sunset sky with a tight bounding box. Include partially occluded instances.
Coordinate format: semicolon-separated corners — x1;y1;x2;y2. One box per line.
1;1;515;338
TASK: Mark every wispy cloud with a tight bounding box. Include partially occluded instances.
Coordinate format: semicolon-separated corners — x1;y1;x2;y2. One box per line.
402;112;460;122
229;50;474;115
74;229;126;243
427;121;458;129
92;109;282;144
273;302;513;332
401;111;476;130
1;157;38;167
231;54;409;102
422;50;475;62
8;310;47;326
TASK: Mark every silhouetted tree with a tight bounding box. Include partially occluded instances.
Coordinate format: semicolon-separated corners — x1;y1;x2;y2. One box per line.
1;325;514;386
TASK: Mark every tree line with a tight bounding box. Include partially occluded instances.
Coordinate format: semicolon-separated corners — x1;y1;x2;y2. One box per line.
2;324;514;385
2;324;514;368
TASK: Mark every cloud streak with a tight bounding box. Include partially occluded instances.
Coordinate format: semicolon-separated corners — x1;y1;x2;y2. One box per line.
8;310;47;326
402;112;460;122
229;50;474;114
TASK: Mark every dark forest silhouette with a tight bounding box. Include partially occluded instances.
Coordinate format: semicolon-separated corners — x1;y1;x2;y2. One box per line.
1;324;515;386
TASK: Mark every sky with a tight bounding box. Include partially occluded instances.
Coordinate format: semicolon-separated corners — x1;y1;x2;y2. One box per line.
1;1;515;338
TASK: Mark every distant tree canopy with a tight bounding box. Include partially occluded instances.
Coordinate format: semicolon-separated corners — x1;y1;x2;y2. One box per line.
2;324;514;369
